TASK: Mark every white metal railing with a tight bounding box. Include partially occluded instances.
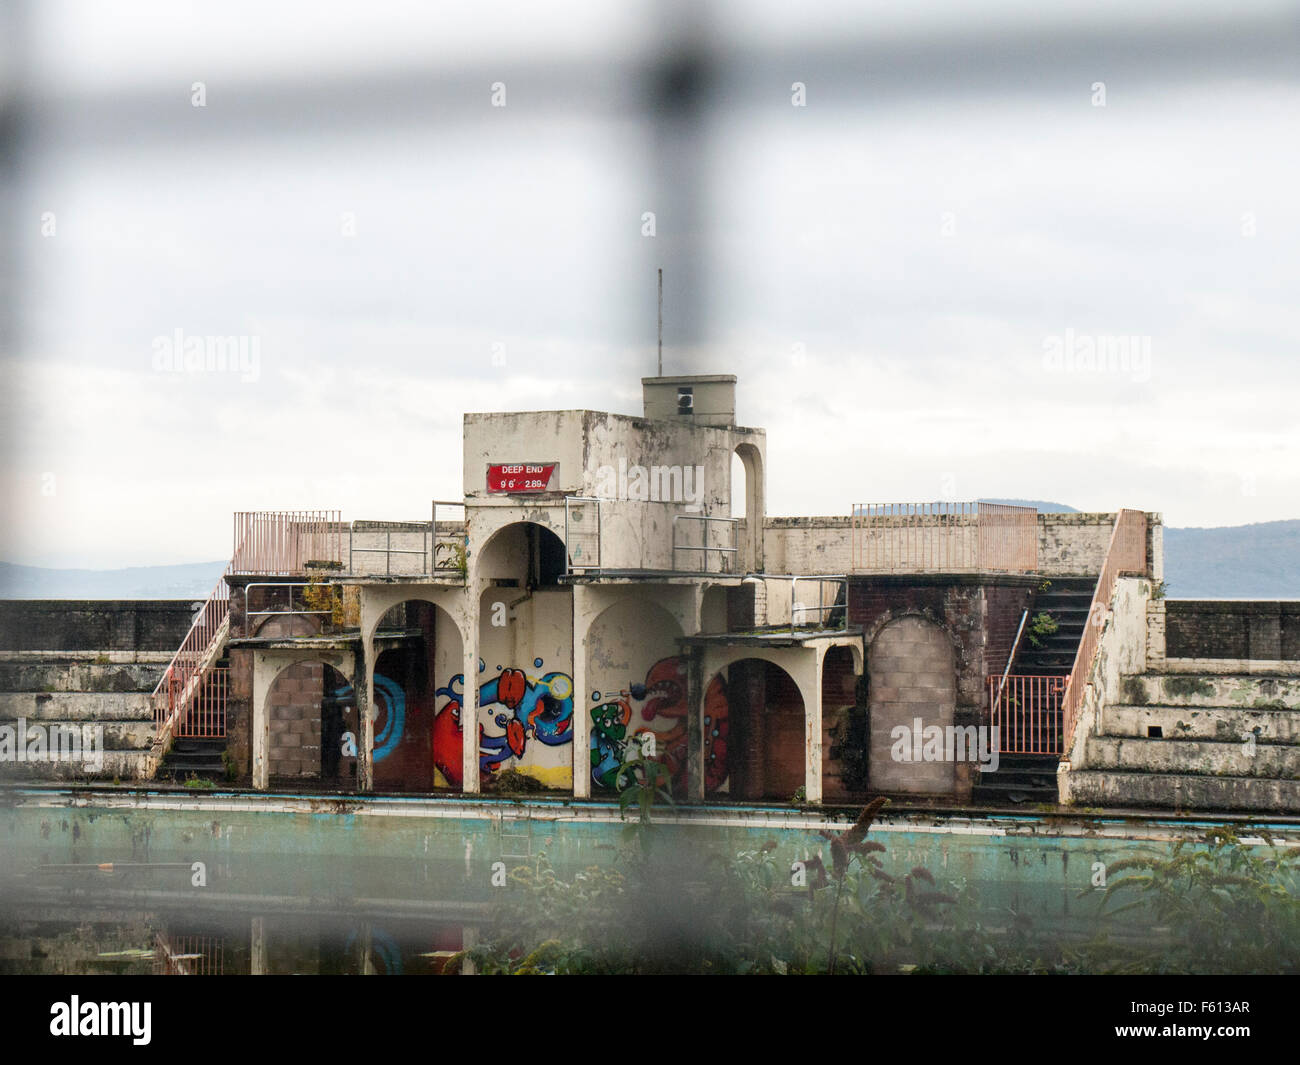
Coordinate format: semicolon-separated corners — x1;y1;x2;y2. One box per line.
672;513;739;573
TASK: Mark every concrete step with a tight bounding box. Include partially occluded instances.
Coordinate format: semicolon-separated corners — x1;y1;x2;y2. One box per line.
0;691;154;720
1062;769;1300;813
1084;735;1298;779
0;660;164;693
0;749;151;781
1106;703;1300;744
0;718;157;751
1122;673;1300;709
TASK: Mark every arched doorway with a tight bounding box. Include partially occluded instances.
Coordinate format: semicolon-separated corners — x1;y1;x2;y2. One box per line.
584;599;691;797
732;442;764;571
476;520;566;588
473;521;574;792
265;660;355;785
710;656;801;802
361;598;463;792
868;616;957;795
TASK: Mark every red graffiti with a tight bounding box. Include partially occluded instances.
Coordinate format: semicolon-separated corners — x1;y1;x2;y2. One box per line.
431;699;463;788
498;668;527;709
506;718;527;757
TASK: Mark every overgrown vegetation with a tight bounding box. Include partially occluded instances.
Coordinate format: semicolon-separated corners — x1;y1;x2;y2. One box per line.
301;577;359;629
1024;611;1059;649
453;811;1300;975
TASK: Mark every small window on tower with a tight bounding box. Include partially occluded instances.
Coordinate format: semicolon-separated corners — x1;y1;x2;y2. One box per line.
677;387;694;415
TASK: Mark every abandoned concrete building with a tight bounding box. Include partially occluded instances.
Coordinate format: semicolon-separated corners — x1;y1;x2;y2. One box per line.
3;373;1298;812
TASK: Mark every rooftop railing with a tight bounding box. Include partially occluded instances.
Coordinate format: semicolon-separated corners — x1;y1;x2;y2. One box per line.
850;501;1038;574
230;505;466;579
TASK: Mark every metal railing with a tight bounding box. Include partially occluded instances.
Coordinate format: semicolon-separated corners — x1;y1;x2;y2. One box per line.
988;673;1066;755
151;566;231;739
245;581;334;636
232;510;344;575
850;501;1037;573
154;934;225;976
172;666;228;739
672;513;738;573
1060;509;1149;747
348;520;434;577
788;575;846;633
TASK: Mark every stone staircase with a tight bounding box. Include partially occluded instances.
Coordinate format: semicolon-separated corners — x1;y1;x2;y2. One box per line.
1061;672;1300;812
975;577;1095;804
0;653;167;780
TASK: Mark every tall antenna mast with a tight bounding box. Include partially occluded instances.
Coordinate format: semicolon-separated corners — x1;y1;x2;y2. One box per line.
657;267;663;376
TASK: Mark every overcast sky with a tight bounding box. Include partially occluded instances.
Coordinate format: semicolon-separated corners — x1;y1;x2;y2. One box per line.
2;1;1298;568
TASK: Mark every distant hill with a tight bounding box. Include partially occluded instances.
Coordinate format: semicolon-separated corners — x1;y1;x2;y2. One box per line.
978;499;1079;513
0;561;226;600
1162;520;1300;599
0;517;1296;599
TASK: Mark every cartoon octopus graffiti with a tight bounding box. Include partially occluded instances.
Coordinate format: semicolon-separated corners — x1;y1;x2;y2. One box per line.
432;658;574;786
590;655;729;795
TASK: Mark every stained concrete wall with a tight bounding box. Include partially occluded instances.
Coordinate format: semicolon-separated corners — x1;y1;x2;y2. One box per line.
1164;600;1300;661
763;512;1162;581
0;600;198;652
0;602;193;782
462;409;764;573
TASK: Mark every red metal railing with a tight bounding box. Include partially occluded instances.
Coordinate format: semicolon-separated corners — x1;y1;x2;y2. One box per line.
152;567;231;737
1060;508;1148;748
988;674;1066;754
172;666;228;739
850;501;1037;573
231;510;343;575
976;502;1039;572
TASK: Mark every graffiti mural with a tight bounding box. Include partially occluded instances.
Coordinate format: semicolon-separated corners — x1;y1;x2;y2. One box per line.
432;659;575;786
329;674;405;762
589;655;729;795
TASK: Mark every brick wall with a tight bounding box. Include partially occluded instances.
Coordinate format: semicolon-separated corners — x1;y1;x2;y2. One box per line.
268;660;325;778
0;600;198;652
985;584;1036;678
1165;601;1300;661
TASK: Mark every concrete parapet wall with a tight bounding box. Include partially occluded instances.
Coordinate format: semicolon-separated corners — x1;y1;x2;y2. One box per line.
0;600;199;653
1162;600;1300;661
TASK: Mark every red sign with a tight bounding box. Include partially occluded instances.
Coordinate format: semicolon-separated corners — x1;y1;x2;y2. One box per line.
487;463;557;493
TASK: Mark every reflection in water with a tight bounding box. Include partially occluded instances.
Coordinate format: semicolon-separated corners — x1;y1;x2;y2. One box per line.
0;908;471;975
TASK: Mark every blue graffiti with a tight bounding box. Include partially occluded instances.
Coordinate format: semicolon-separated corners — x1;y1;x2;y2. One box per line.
332;674;406;764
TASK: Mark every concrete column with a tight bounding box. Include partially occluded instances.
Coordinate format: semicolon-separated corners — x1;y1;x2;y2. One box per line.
804;652;824;805
462;587;480;794
250;917;267;975
251;652;270;791
686;647;705;801
356;637;374;792
571;583;591;800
